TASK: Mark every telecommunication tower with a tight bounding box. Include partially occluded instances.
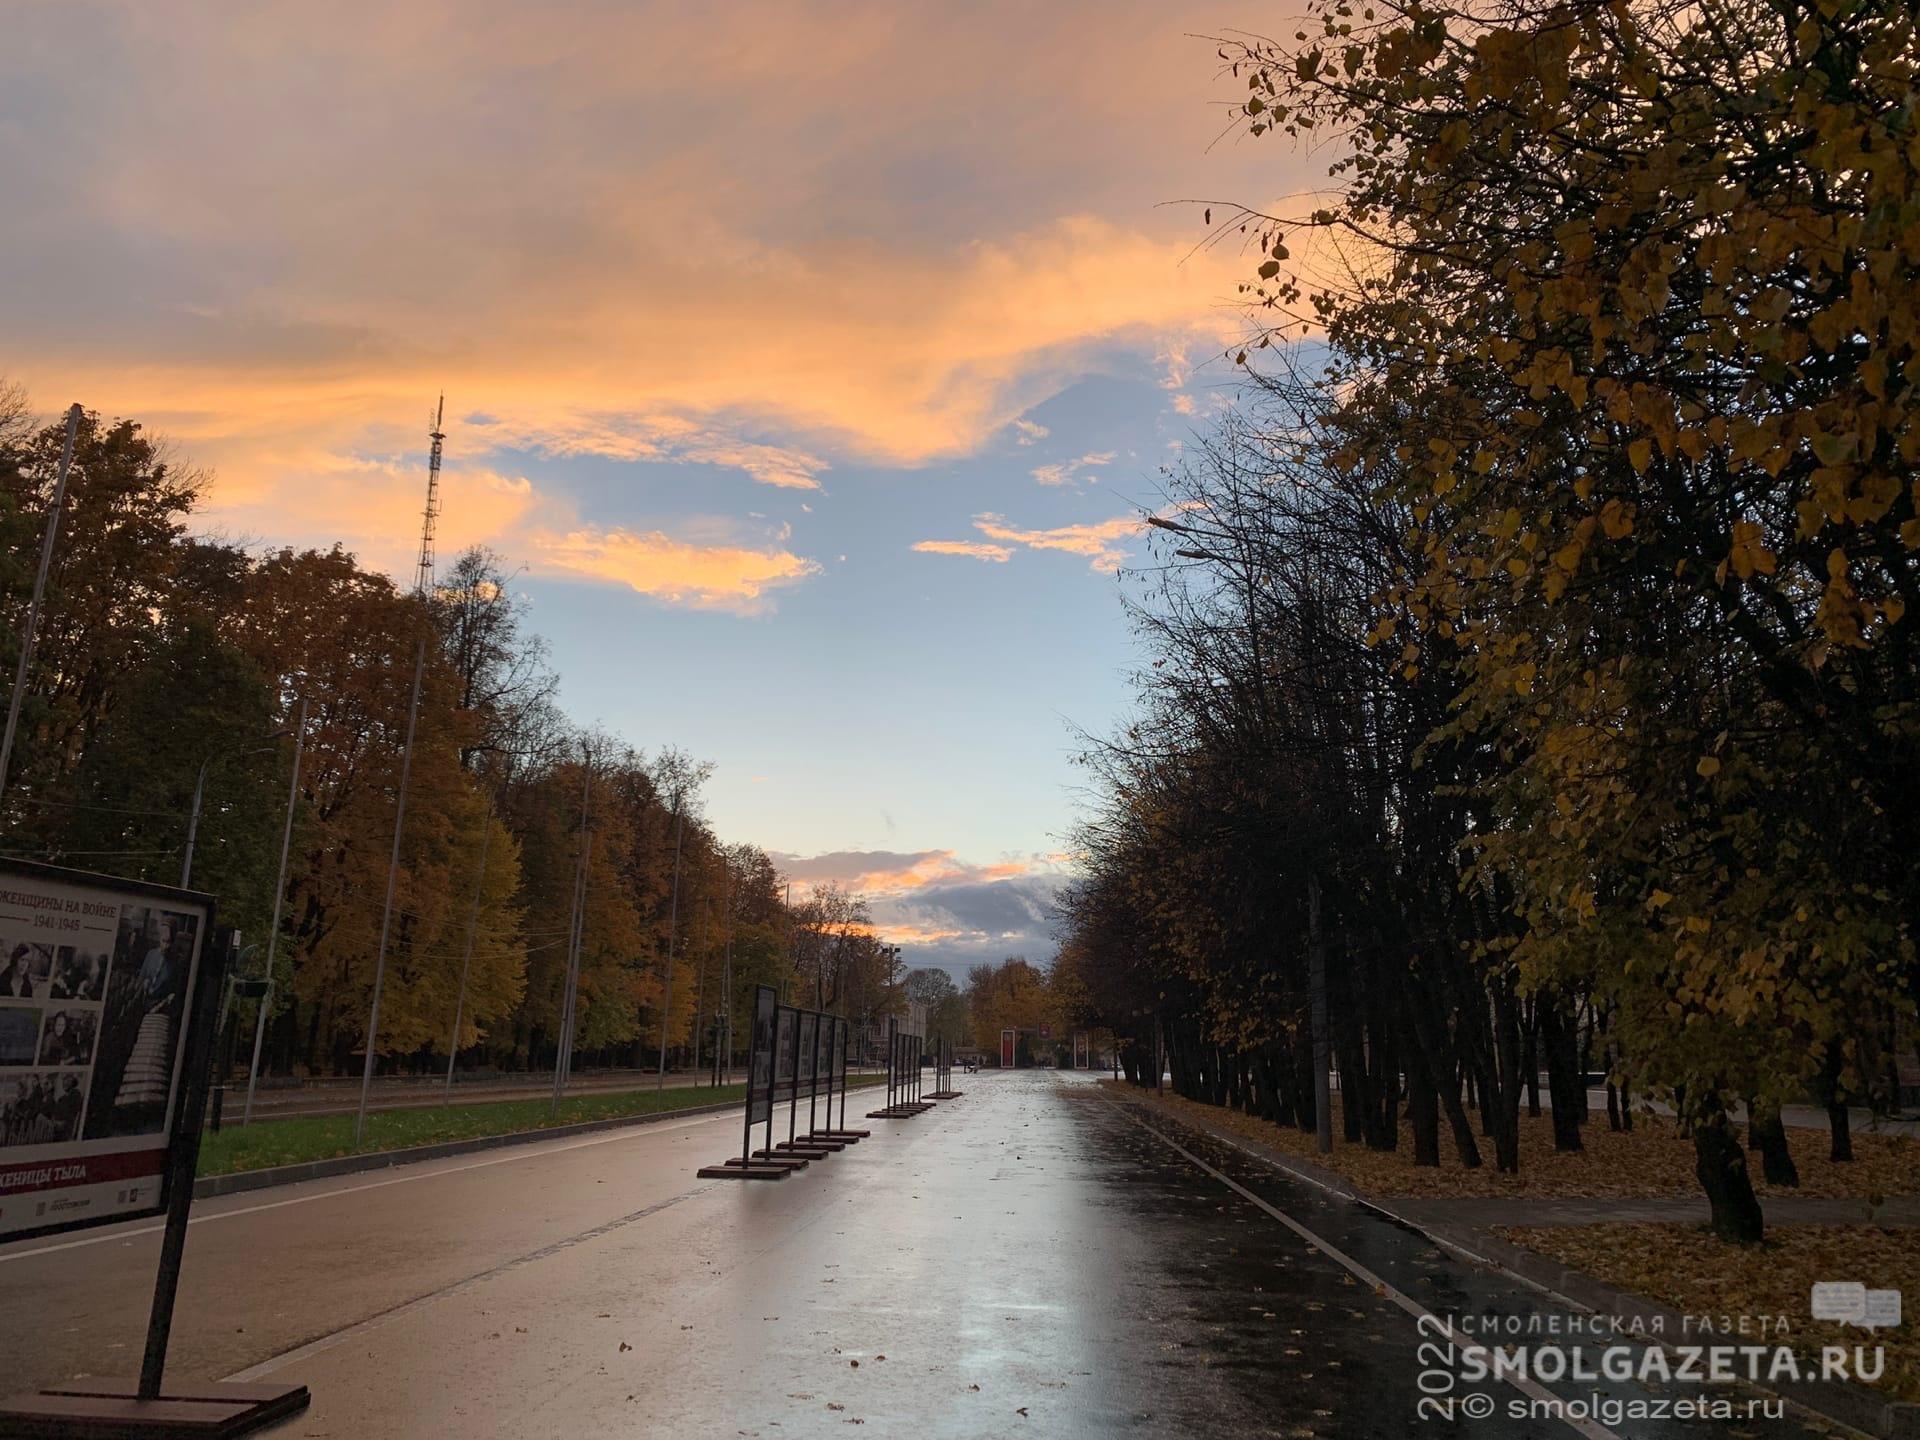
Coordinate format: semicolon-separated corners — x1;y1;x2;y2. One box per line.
414;395;446;595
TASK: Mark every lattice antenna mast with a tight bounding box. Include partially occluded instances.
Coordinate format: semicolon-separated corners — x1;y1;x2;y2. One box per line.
414;394;446;596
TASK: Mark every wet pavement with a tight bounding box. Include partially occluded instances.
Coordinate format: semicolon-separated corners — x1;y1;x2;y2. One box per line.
0;1072;1851;1438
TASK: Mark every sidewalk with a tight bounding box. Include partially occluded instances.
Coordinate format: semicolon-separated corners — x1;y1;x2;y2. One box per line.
1392;1194;1920;1230
1584;1088;1920;1139
1116;1084;1920;1440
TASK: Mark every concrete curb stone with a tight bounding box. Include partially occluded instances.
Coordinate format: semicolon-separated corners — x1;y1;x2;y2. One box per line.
192;1097;745;1200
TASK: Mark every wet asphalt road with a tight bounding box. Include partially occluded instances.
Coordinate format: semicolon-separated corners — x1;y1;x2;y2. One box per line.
0;1072;1843;1438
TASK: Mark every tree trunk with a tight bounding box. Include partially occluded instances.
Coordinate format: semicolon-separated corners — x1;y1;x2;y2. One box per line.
1292;1036;1318;1134
1404;1034;1440;1166
1522;998;1541;1118
1262;1045;1291;1125
1750;1103;1799;1187
1405;983;1481;1168
1575;1001;1593;1120
1335;1011;1368;1144
1829;1103;1853;1162
1488;982;1523;1173
1817;1043;1853;1161
1366;1007;1399;1152
1538;989;1584;1152
1694;1109;1765;1243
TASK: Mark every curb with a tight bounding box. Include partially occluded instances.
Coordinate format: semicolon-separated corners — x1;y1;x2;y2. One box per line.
192;1097;745;1199
192;1076;888;1200
1111;1087;1917;1440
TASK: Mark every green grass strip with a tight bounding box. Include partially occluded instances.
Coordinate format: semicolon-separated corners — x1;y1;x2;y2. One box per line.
196;1074;887;1178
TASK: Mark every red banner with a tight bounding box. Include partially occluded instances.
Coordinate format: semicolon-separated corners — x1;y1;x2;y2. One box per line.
0;1147;163;1198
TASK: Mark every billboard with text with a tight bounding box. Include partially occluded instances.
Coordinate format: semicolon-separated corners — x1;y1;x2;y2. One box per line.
0;862;213;1239
748;985;776;1125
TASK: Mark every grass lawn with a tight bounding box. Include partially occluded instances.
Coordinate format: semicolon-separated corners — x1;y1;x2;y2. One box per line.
198;1074;885;1178
1501;1222;1920;1403
1118;1083;1920;1201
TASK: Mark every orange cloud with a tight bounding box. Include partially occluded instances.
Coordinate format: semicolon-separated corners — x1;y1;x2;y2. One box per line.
457;413;830;490
970;512;1143;573
842;921;971;945
40;217;1240;496
778;849;1067;897
912;539;1013;563
1030;451;1115;487
537;525;820;613
7;0;1301;589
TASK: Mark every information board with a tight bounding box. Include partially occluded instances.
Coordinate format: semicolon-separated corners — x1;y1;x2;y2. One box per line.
773;1006;796;1103
748;984;776;1125
797;1010;818;1095
0;861;214;1239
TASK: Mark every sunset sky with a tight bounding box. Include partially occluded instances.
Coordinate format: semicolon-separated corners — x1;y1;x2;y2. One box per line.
2;1;1301;976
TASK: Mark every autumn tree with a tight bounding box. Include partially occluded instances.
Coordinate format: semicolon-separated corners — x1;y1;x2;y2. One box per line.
0;409;217;813
905;966;968;1049
1206;0;1919;1238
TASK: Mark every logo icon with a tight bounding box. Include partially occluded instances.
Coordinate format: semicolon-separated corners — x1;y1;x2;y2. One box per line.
1812;1282;1901;1330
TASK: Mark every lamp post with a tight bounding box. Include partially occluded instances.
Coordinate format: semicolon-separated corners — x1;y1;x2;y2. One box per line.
874;943;900;1069
181;731;291;890
0;403;82;809
443;811;493;1103
655;790;684;1091
242;698;307;1124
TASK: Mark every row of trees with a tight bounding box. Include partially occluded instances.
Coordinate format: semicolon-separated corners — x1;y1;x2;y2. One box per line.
960;956;1092;1066
1058;0;1917;1240
0;389;908;1080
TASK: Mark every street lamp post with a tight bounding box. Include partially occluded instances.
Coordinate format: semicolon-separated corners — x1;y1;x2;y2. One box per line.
0;403;82;809
242;698;307;1124
874;943;900;1070
181;733;291;890
443;812;493;1103
655;792;684;1091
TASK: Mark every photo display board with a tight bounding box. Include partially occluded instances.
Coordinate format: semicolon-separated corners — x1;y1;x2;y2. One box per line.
773;1006;796;1103
0;861;213;1239
748;985;776;1125
798;1010;818;1092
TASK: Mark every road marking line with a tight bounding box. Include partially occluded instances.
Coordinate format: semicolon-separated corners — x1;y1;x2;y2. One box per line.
1106;1098;1620;1440
223;1186;710;1382
0;1110;735;1264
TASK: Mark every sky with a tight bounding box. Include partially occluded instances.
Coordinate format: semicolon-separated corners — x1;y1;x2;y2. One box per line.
0;0;1308;979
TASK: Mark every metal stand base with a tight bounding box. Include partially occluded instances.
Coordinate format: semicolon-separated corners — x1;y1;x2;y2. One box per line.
811;1130;867;1142
865;1103;932;1118
755;1145;831;1160
724;1151;809;1171
0;1379;309;1438
780;1135;844;1152
926;1090;964;1099
697;1157;792;1180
